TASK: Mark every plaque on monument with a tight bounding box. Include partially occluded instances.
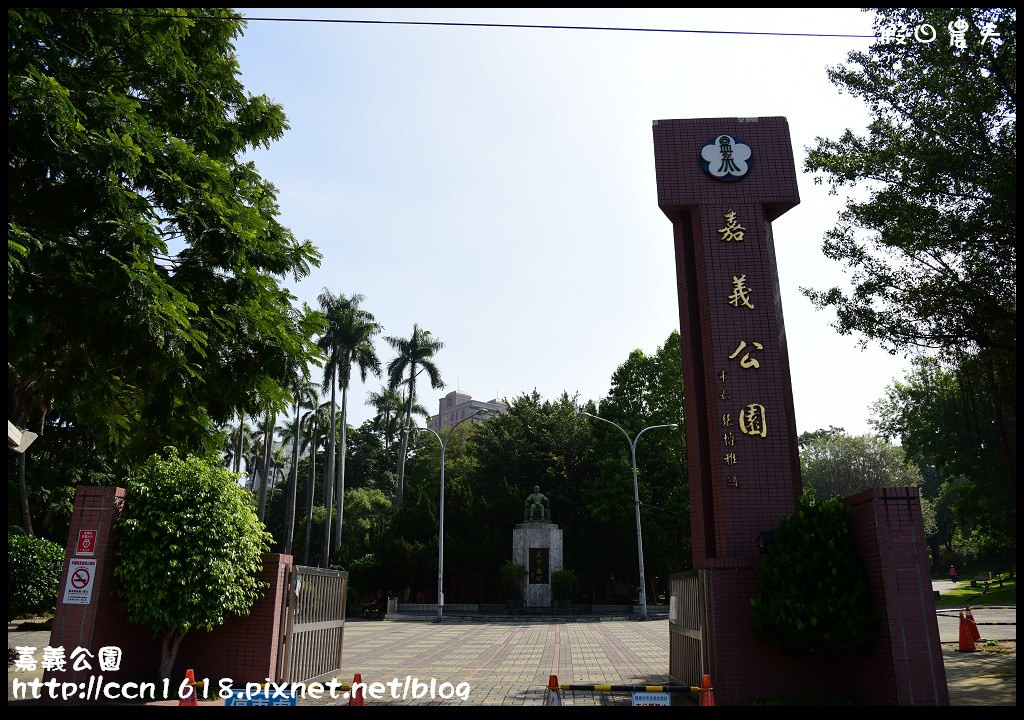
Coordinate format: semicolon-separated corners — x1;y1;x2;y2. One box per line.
529;547;549;584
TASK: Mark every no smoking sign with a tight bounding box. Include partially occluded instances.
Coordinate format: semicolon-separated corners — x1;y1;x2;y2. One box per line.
63;559;98;605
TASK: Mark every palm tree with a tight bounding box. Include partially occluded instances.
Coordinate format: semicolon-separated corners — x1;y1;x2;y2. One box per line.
282;378;319;555
318;288;382;563
385;324;445;508
246;426;266;491
366;386;427;455
300;400;330;565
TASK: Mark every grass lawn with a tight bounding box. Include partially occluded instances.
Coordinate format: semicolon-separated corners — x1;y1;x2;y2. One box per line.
934;575;1016;609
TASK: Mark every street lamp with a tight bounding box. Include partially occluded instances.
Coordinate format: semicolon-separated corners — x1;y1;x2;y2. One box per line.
404;408;493;623
580;411;678;621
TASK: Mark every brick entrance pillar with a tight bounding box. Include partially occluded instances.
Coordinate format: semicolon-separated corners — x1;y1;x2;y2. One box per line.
653;117;806;704
653;118;947;705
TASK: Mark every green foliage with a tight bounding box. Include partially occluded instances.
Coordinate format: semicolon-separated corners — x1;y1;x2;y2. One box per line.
750;496;878;657
587;331;688;594
871;357;1015;570
347;553;387;604
386;323;446;509
498;561;528;599
8;8;324;477
114;450;271;672
803;8;1015;358
8;533;65;620
798;428;924;499
551;569;581;602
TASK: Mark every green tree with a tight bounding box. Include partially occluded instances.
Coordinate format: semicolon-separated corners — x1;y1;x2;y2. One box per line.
798;428;924;499
114;450;272;679
589;331;688;600
8;8;324;463
317;291;382;555
386;324;446;509
871;357;1014;569
803;8;1015;357
803;8;1016;516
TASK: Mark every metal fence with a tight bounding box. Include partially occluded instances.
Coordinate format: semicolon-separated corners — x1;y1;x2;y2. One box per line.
668;570;711;688
280;566;348;684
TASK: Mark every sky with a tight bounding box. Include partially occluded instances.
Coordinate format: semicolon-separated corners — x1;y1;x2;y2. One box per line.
232;7;917;437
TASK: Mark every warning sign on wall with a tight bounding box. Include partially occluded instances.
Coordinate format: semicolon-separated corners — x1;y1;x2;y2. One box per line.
76;529;97;556
62;558;97;605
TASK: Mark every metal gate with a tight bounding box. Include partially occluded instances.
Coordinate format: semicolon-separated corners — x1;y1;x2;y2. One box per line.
668;570;711;688
279;566;348;684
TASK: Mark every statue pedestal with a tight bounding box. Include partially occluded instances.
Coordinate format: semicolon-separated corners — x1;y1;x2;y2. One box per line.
513;523;563;607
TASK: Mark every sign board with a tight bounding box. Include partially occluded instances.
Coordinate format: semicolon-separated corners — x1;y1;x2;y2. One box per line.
528;547;549;584
224;689;297;707
62;558;98;604
76;529;97;556
632;691;671;706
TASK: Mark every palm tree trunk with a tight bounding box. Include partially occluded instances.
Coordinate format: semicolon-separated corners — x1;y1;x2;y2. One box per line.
333;383;349;552
303;414;317;566
258;409;275;521
285;393;301;555
396;378;415;509
322;373;337;567
230;413;239;475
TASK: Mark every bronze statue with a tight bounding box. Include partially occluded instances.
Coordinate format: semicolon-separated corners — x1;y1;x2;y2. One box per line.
524;485;551;522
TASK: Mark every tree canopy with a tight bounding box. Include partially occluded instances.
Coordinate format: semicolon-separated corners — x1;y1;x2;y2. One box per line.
7;8;323;465
798;426;924;500
803;8;1015;358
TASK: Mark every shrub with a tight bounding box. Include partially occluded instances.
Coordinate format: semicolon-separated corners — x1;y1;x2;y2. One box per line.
749;495;878;657
551;569;581;602
8;533;65;621
114;450;272;678
498;561;528;600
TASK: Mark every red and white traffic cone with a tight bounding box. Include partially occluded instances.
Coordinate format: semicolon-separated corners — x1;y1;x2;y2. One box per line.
955;612;977;653
965;606;986;643
179;668;198;706
699;674;716;706
349;673;365;706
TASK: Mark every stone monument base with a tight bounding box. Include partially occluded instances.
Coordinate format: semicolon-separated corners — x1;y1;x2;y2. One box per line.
513;523;563;607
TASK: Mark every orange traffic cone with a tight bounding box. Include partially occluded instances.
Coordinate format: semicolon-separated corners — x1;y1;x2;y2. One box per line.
955;612;977;652
699;674;715;706
545;675;562;706
179;668;198;706
349;673;365;706
965;606;986;642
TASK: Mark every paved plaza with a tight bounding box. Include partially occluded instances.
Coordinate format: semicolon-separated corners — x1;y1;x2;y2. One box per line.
9;606;1015;707
320;618;674;707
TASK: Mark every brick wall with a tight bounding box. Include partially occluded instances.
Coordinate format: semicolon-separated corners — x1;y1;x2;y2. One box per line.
42;486;293;704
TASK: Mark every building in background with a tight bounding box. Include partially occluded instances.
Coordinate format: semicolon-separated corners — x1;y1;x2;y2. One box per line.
428;390;507;433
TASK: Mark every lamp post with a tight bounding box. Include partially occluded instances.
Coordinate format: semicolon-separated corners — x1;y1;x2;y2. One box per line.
580;411;678;620
405;408;492;623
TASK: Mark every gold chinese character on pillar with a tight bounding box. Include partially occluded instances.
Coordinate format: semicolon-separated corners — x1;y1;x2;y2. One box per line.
723;432;735;447
727;275;755;309
723;452;738;466
726;476;740;487
738;403;767;438
722;413;733;427
717;210;746;243
728;340;764;369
